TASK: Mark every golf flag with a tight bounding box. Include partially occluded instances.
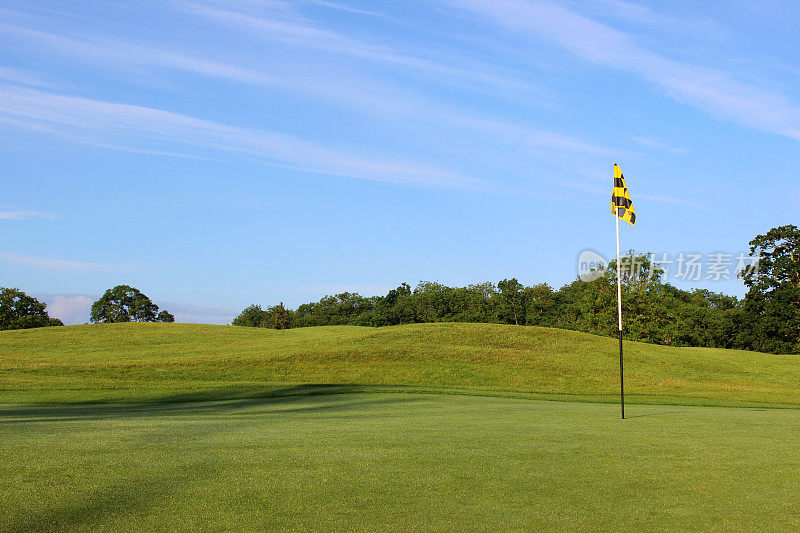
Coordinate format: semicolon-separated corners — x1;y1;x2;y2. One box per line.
611;164;636;226
611;163;634;419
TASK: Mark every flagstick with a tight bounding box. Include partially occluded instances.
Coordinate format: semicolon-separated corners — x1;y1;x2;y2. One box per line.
615;205;625;419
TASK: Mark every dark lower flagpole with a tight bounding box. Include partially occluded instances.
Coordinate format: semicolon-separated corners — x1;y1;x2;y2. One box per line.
618;329;624;419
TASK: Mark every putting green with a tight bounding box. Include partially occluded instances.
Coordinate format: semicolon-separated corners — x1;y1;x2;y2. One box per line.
3;393;799;530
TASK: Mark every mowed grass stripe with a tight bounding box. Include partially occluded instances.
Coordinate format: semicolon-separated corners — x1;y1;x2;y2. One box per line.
1;322;798;407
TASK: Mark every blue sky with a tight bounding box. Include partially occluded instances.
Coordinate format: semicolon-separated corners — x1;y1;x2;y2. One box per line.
1;0;798;324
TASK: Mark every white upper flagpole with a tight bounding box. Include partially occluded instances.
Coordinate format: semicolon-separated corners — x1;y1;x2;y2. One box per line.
616;210;622;331
615;178;625;419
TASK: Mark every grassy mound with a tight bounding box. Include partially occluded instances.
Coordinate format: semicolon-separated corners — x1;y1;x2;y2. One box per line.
1;322;798;406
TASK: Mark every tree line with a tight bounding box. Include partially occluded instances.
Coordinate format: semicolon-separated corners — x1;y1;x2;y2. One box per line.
3;225;797;354
233;225;800;355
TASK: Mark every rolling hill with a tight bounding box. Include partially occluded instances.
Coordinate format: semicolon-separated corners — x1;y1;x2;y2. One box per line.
2;322;798;407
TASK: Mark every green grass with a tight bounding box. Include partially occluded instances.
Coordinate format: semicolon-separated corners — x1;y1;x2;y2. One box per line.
3;393;799;531
1;322;799;406
3;323;800;530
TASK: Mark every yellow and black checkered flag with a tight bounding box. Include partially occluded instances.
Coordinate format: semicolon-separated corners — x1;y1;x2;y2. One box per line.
611;164;636;226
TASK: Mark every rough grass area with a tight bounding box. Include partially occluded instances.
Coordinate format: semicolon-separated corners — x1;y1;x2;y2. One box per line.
1;322;798;406
2;394;799;531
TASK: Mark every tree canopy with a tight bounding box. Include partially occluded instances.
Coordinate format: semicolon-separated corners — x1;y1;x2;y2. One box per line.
157;310;175;323
90;286;170;324
737;225;800;353
0;288;63;330
231;303;289;329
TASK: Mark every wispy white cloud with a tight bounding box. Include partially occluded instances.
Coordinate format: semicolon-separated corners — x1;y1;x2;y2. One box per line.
0;7;632;198
0;251;121;271
591;0;728;39
0;19;619;163
447;0;800;142
178;1;539;93
454;115;617;156
301;0;392;18
0;210;58;220
3;3;530;98
0;84;488;190
0;22;285;86
0;20;440;119
0;65;58;89
631;136;691;155
594;0;655;23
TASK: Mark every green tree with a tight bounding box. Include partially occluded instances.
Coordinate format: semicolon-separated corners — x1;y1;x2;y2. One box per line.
90;285;161;323
268;303;290;329
232;305;270;327
377;283;415;325
497;278;525;325
0;288;61;330
232;303;293;329
741;225;800;291
157;310;175;323
556;277;617;336
738;225;800;353
523;283;556;326
607;251;664;287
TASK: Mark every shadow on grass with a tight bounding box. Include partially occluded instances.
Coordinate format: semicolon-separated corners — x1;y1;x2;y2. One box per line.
3;468;193;532
0;384;425;423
